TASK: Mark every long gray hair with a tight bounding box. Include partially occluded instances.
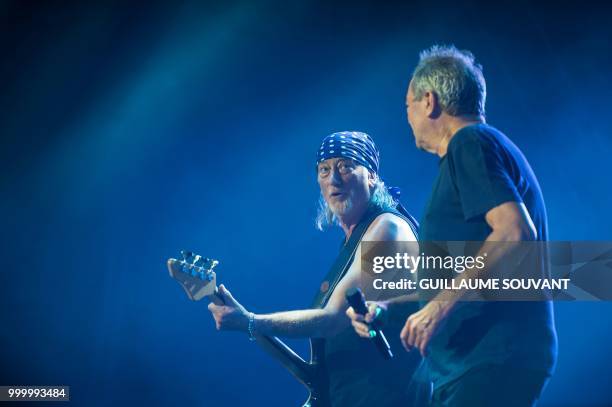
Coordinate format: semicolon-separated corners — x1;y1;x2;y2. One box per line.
315;177;396;231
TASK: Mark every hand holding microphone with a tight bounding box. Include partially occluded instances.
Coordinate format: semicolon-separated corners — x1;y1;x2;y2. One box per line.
345;287;393;359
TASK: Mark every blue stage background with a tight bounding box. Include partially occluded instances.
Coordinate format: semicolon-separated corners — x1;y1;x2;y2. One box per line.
1;1;611;405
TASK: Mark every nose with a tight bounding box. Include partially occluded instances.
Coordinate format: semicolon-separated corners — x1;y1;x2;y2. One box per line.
329;166;343;186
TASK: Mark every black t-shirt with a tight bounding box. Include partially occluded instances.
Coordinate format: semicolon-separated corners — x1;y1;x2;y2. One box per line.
419;123;558;388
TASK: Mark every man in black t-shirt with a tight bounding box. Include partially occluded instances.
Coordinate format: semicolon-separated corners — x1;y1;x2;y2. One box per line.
348;46;557;406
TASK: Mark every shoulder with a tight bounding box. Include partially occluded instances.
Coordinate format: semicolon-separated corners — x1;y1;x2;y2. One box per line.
362;212;417;242
453;123;504;146
448;125;508;163
449;125;479;147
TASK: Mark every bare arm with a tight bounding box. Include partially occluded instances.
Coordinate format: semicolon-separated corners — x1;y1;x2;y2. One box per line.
400;200;537;356
346;214;420;336
250;215;410;338
209;213;416;339
434;200;536;304
209;252;360;339
252;308;345;338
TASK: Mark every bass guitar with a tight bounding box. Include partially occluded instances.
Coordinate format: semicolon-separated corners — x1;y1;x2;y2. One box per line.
167;250;330;406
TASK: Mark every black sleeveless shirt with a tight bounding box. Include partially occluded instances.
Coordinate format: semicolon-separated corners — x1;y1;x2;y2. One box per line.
310;204;429;407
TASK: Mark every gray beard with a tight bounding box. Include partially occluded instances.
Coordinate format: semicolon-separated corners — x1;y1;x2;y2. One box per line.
330;197;353;219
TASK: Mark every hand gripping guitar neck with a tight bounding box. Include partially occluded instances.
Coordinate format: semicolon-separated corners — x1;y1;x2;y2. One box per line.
167;250;330;407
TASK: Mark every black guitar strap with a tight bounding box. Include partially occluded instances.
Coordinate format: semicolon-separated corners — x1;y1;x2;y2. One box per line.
305;204;418;406
310;204;418;309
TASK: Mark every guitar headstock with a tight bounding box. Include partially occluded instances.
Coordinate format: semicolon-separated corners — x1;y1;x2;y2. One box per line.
167;250;219;301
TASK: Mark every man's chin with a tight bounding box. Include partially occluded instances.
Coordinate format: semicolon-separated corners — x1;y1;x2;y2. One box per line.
416;138;435;153
415;137;425;149
330;199;352;217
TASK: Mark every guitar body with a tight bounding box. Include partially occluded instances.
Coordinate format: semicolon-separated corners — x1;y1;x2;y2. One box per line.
301;370;330;407
300;337;329;407
303;391;329;407
167;252;330;406
296;362;329;407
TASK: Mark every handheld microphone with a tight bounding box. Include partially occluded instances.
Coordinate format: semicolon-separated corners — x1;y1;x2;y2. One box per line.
345;287;393;359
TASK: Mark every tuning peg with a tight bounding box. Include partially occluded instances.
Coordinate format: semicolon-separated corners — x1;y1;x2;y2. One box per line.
199;270;214;281
181;250;194;263
181;262;191;274
207;259;219;271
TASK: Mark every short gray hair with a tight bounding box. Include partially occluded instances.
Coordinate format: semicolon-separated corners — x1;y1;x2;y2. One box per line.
411;45;486;117
315;177;396;231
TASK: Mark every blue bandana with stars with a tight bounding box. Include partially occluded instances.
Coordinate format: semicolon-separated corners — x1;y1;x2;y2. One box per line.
315;130;420;234
316;131;380;173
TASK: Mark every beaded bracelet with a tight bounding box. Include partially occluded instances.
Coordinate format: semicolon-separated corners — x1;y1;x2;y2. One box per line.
247;312;256;341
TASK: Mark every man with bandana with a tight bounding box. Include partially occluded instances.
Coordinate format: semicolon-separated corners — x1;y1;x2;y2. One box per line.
207;131;430;406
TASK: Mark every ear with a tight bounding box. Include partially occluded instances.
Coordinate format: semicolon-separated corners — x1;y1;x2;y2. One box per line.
425;91;442;118
367;171;376;188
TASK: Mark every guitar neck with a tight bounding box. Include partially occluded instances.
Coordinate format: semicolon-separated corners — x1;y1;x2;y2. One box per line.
168;254;327;405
